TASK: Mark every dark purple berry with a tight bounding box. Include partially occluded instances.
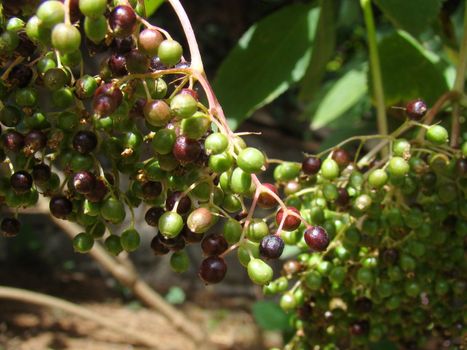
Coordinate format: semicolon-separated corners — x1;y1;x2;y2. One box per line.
406;99;427;120
199;256;227;284
201;233;228;256
335;187;350;207
145;207;164;227
302;157;321;175
259;235;284;259
85;179;108;202
10;171;33;194
355;297;373;313
172;136;202;163
332;148;351;168
108;54;128;76
304;226;330;252
125;49;149;74
24;130;47;152
1;217;20;237
141;181;162;200
276;207;301;231
166;191;191;214
111;36;134;54
2;130;24;152
150;57;167;71
181;226;204;243
150;235;170;255
73;130;98;154
159;234;186;251
72;171;96;194
32;164;51;183
49;196;73;219
109;5;137;38
349;320;370;336
382;248;399;265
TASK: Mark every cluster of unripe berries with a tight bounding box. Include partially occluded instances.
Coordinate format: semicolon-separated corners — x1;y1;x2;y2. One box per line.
0;2;465;349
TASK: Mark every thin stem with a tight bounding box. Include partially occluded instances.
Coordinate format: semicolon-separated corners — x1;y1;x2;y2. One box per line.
361;0;388;155
166;0;204;73
451;4;467;148
63;0;71;24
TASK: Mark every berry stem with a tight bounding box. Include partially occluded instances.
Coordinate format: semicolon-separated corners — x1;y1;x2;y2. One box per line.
360;0;388;155
63;0;71;25
450;3;467;148
166;0;204;74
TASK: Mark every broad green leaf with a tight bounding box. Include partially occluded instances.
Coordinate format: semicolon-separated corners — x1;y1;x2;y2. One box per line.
311;69;368;129
299;0;337;102
374;0;444;37
213;4;320;129
379;30;449;105
252;301;291;331
145;0;165;17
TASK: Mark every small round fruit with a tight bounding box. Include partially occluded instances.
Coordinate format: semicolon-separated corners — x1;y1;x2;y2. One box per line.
37;1;65;27
73;232;94;253
109;5;137;37
426;125;448;145
368;169;388;188
157;39;183;66
170;251;189;273
120;228;141;252
144;99;172;127
49;196;73;219
172;136;201;163
275;207;301;231
138;28;163;56
10;171;32;194
158;211;184;238
257;183;278;209
332;148;351;168
199;256;227;284
100;197;126;224
302;157;321;175
73;130;98;154
237;147;265;174
170;93;198;119
187;207;213;233
321;158;339;179
247;258;273;285
406;99;427;120
259;235;284;259
79;0;107;18
205;133;228;155
223;219;242;244
304;226;329;252
1;217;20;237
105;235;123;256
52;23;81;54
201;233;228;256
72;171;96;194
84;15;107;43
388;157;409;178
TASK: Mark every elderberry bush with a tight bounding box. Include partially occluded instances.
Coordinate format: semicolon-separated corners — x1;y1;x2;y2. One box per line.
0;1;465;349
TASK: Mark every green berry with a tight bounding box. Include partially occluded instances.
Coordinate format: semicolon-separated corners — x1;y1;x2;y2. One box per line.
100;197;126;224
7;18;25;32
170;251;189;273
84;16;108;43
426;125;449;145
157;39;183;66
105;235;123;256
320;159;339;180
280;292;297;312
230;167;251;194
393;138;411;158
205;133;228;155
246;219;269;242
120;228;141;252
237;147;266;174
388;157;409;178
209;152;234;173
180;112;210;139
223;219;242;244
52;23;81;54
152;128;176;155
368;169;388;188
37;1;65;28
170;93;198;119
73;232;94;253
26;16;51;44
79;0;107;18
247;258;273;285
159;211;184;237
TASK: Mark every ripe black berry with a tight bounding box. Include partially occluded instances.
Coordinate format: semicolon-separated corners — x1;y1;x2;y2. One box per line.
141;181;162;200
108;54;128;76
72;171;96;194
199;256;227;284
24;130;47;152
85;179;108;203
259;235;284;259
406;99;427;120
150;235;170;255
145;207;164;227
111;36;134;54
181;226;204;243
335;187;350;207
73;130;98;154
304;226;329;252
172;136;202;163
332;148;351;168
302;157;321;175
109;5;137;38
165;191;192;214
10;171;33;194
49;196;73;219
1;217;20;237
201;233;228;256
159;234;186;251
32;163;51;183
2;130;24;151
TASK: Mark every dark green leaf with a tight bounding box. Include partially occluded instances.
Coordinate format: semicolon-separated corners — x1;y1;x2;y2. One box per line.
252;301;291;331
213;4;320;129
370;340;398;350
299;0;337;102
378;30;449;105
374;0;444;37
311;68;368;129
144;0;165;17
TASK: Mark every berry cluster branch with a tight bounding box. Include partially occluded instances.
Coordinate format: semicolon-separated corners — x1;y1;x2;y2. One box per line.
0;286;163;348
451;3;467;148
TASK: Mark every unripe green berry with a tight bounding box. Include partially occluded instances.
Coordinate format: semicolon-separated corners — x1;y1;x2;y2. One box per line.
158;211;184;238
120;228;141;252
237;147;266;174
170;93;198;119
426;125;449;145
388;157;409;178
247;258;273;285
52;23;81;54
79;0;107;18
37;1;65;28
368;169;388;188
170;251;189;273
158;39;183;66
73;232;94;253
321;159;339;180
84;16;108;43
105;235;123;256
205;133;228;155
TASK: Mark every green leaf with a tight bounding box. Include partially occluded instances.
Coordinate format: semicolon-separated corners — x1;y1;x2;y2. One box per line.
299;0;337;102
144;0;165;17
311;68;368;129
213;4;321;129
252;301;291;331
374;0;443;37
379;30;449;105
